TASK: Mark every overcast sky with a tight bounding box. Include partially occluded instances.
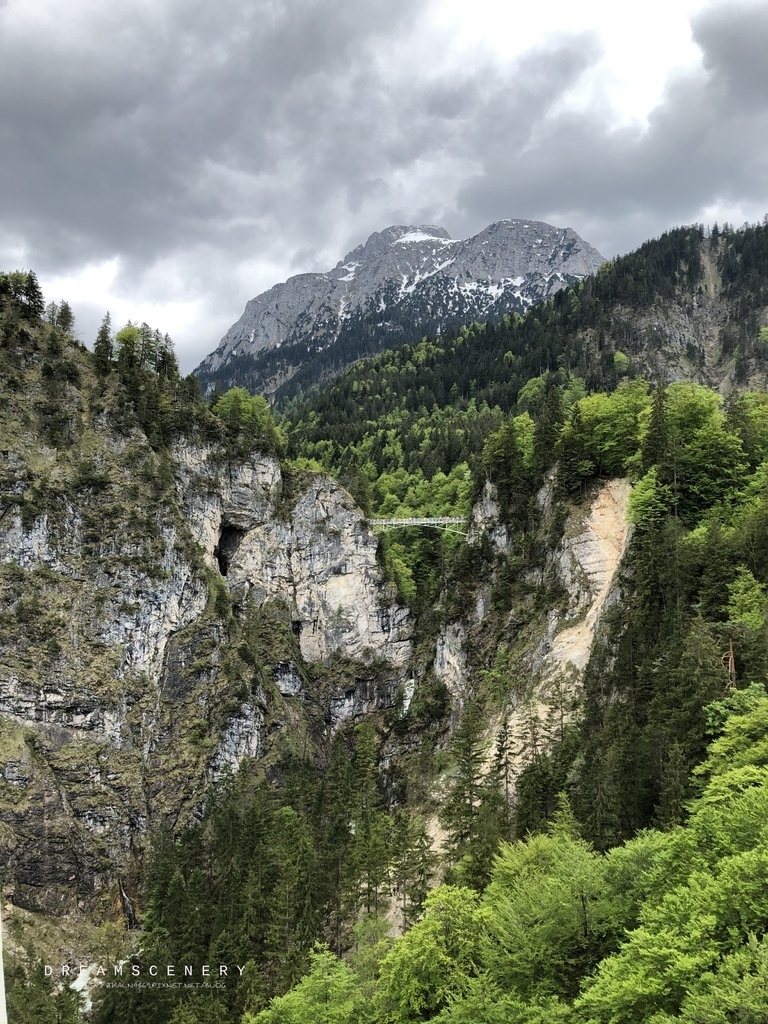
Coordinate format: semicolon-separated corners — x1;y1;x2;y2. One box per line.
2;0;766;372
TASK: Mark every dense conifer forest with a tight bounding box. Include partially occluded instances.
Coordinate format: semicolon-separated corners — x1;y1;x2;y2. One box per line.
4;221;768;1022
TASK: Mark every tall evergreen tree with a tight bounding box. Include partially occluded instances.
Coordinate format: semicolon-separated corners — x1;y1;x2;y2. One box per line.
22;270;45;319
157;331;179;378
57;299;75;334
94;312;113;375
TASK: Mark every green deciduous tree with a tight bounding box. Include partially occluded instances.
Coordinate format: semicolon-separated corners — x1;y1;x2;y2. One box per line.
246;944;368;1024
482;820;612;1001
375;886;482;1023
115;321;140;369
213;387;283;454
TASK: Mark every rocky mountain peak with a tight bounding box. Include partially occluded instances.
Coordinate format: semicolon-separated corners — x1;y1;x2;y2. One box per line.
195;217;605;398
342;224;453;265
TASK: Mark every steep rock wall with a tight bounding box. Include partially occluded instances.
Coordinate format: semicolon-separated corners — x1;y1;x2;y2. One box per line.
0;441;411;914
173;443;413;668
538;477;632;682
431;477;631;786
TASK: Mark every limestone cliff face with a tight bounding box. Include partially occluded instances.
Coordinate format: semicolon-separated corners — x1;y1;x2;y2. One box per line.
0;440;411;914
535;477;631;683
432;478;631;767
173;443;412;668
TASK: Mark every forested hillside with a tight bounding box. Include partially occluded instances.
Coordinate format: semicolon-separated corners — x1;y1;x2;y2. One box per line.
4;222;768;1023
195;219;604;401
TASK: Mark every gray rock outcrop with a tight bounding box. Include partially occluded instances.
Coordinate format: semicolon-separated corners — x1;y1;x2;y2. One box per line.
0;440;411;915
195;219;605;394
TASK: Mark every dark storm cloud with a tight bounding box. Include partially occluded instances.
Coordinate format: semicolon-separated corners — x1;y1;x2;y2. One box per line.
0;0;419;275
454;1;768;257
695;0;768;110
1;0;765;366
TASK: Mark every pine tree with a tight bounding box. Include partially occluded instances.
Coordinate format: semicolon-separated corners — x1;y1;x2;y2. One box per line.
57;300;75;334
157;332;180;378
22;270;45;319
94;313;113;375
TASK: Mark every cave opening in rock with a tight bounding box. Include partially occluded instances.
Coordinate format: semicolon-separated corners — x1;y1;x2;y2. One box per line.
214;524;246;576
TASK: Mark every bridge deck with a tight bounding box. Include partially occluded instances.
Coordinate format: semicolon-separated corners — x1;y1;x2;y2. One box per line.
369;517;469;526
368;516;470;535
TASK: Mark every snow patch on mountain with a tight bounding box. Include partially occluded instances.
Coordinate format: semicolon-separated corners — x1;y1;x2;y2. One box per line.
195;219;605;393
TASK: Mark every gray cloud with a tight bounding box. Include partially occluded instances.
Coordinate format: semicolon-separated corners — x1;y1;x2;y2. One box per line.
0;0;417;265
1;0;766;370
454;2;768;257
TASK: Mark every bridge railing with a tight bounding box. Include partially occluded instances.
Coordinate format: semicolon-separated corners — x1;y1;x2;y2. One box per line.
368;516;470;535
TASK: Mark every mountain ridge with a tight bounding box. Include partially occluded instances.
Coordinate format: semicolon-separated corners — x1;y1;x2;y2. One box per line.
195;218;605;398
4;223;768;1020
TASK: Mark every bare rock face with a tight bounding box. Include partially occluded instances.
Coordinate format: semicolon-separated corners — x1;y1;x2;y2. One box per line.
0;440;411;915
540;478;632;679
468;481;510;558
173;444;413;668
195;219;604;395
432;478;631;781
433;623;469;702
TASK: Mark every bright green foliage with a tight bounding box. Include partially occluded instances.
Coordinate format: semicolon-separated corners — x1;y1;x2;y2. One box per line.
726;391;768;467
559;379;651;485
372;460;474;610
482;824;613;1001
727;565;767;631
247;945;369;1024
434;987;574;1024
374;886;482;1023
694;697;768;782
247;704;768;1021
659;383;746;521
627;466;673;527
213;387;284;455
676;934;768;1022
570;372;768;845
115;321;141;367
517;375;547;414
576;698;768;1022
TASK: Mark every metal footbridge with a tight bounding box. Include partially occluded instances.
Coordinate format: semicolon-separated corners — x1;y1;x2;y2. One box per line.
368;516;470;537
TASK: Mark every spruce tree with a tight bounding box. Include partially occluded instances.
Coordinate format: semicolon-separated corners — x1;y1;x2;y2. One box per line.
139;321;158;370
57;300;74;335
440;699;488;881
94;312;113;375
22;270;45;319
642;382;668;472
157;332;180;379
